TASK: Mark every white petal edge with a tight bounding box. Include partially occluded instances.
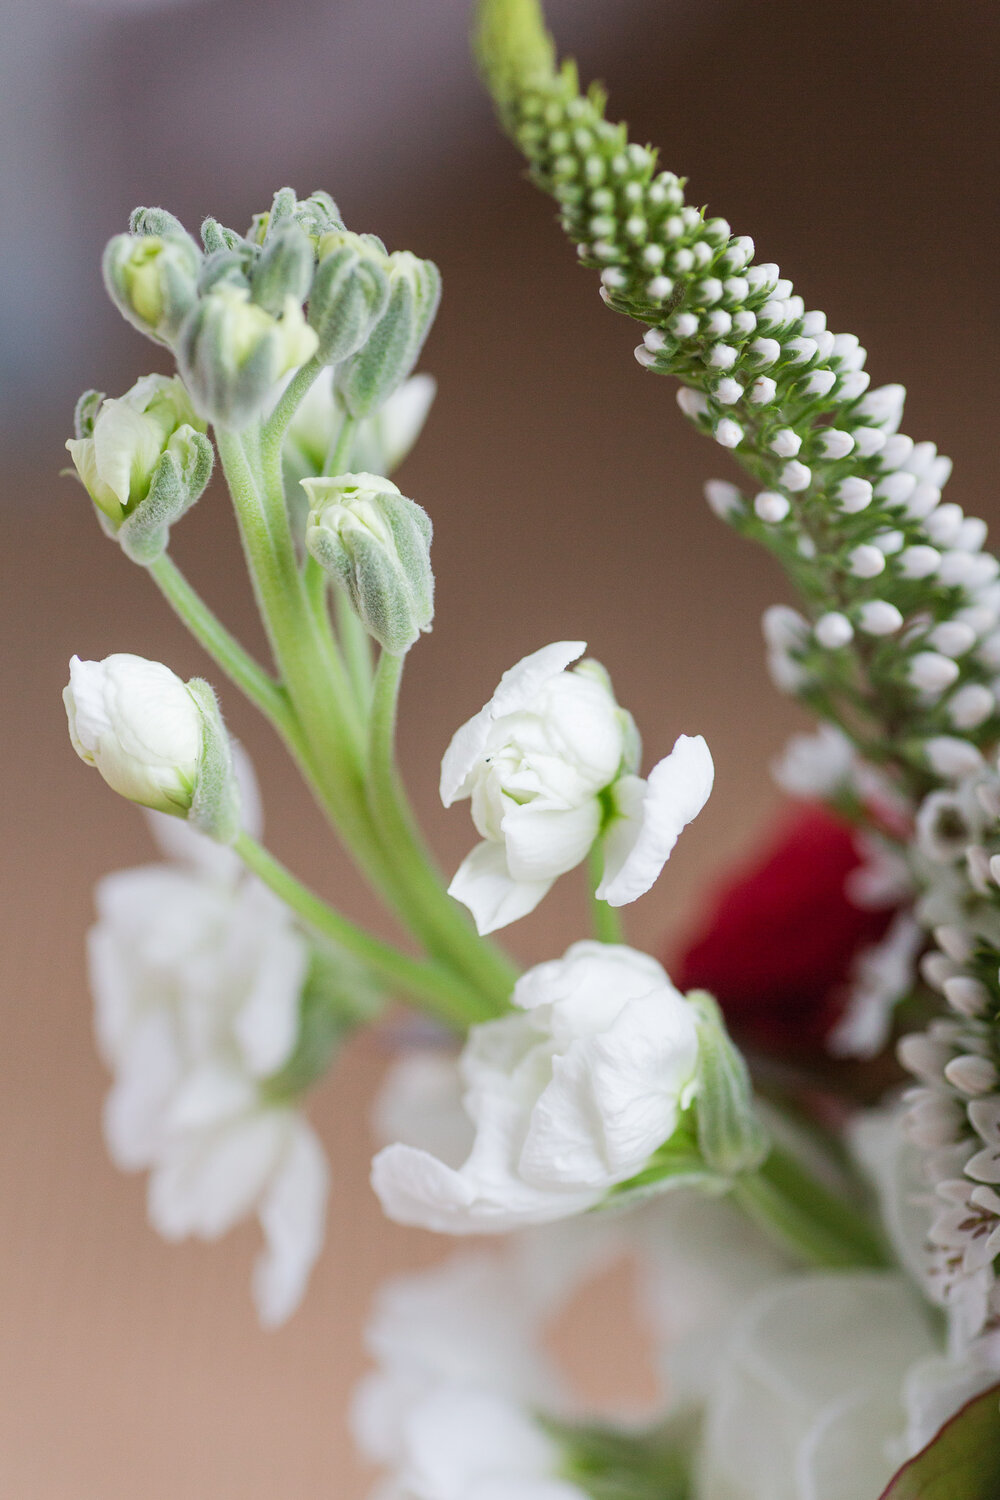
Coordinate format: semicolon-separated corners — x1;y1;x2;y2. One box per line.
448;841;553;935
597;734;714;906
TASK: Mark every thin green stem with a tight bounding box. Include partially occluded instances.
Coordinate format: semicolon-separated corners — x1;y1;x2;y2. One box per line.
233;832;486;1028
588;842;624;943
327;413;359;475
367;649;519;1010
147;553;299;745
732;1144;890;1270
335;587;374;711
260;355;324;463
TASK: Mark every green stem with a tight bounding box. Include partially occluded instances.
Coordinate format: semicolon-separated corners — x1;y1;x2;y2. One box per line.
732;1144;890;1270
147;553;299;745
260;355;324;463
335;587;375;711
327;413;359;475
588;841;624;943
233;832;486;1028
367;649;519;1010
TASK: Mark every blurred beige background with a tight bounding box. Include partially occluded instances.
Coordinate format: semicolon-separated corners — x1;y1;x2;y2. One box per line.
2;0;999;1493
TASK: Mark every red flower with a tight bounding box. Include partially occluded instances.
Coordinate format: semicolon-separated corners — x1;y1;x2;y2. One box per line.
671;804;898;1055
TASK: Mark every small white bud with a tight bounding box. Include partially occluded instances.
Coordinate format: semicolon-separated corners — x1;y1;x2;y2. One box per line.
838;371;871;402
928;455;954;488
625;216;647;240
780;461;812;492
880;434;915;469
847;544;886;578
715;377;744;405
857;600;903;636
723;276;750;302
634;345;658;368
923;737;986;780
858;382;906;431
714;417;744;448
908;652;960;692
947;683;995;729
944;1055;998;1097
835;477;874;513
928;621;977;658
600;267;626;289
750;337;780;366
769;428;802;458
642;244;666;268
704;480;743;519
935;924;974;963
786;336;818;365
897;545;941;579
645;276;674;301
732;309;757;335
876;471;918;505
924;503;964;546
902;442;939;477
956;603;1000;636
664;215;685;240
745;262;778;291
815;611;854;648
754;490;790;523
921;951;961;992
676;387;709;420
938;552;1000;589
762;605;809;650
801;310;827;335
943;975;990;1018
817;429;856;459
672;249;695;273
705;309;733;336
643;327;668;352
901;482;942;521
748;377;777;405
708;343;738;369
698;278;724;304
692;242;714;269
671;311;700;338
851;426;886;456
873;529;904;555
800;368;837;397
956;517;988;553
798;535;817;559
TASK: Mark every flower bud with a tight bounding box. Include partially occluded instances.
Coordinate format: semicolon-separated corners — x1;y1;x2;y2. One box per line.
248;187;344;250
65;374;212;560
103;215;202;345
250;220;315;316
63;654;240;840
177;285;319;429
688;991;768;1176
307;231;391;365
303;473;433;654
336;251;441;418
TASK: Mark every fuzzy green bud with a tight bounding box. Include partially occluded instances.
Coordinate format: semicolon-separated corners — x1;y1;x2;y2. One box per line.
689;991;769;1176
177;284;319;429
248;188;344;250
308;230;391;365
335;251;441;418
66;374;212;559
474;0;557;107
250;219;315;315
103;224;201;345
303;472;434;654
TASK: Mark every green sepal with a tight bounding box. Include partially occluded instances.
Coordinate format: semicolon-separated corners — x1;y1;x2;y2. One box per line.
185;678;241;843
336;253;441;418
117;428;214;564
73;389;105;441
879;1382;1000;1498
602;1108;726;1210
308;241;390;364
689;990;769;1176
251;219;314;314
261;943;383;1103
200;217;247;254
544;1410;698;1500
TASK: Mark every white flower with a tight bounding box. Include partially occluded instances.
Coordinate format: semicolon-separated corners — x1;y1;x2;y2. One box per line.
88;773;328;1326
372;942;701;1233
827;911;923;1059
283;370;436;484
64;653;203;816
771;723;857;799
695;1274;939;1500
441;642;713;933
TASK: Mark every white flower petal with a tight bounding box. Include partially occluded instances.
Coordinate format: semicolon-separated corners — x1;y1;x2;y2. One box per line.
253;1118;329;1327
502;798;601;883
448;841;553;935
148;1108;288;1241
598;734;714;906
489;641;587;719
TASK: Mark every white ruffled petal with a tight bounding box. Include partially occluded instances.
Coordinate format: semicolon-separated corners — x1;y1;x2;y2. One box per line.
489;641;586;718
253;1118;329;1327
448;841;553;935
597;734;714;906
148;1107;287;1241
502;798;601;883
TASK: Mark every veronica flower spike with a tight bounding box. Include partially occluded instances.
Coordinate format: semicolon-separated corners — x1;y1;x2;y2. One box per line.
441;641;714;933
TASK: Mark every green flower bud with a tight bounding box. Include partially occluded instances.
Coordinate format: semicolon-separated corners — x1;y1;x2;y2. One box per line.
103;223;202;345
250;219;315;316
177;284;319;429
248;188;344;250
65;374;212;559
200;217;248;254
308;230;390;365
689;991;769;1176
303;472;434;654
335;250;441;418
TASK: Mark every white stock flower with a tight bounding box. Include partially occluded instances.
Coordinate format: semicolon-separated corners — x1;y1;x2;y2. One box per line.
695;1274;939;1500
283;370;436;485
771;724;857;799
372;942;700;1233
64;653;204;816
88;767;328;1326
441;642;713;933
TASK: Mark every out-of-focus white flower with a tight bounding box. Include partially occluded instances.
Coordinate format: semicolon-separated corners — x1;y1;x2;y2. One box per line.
282;370;436;488
372;1048;474;1167
65;653;204;815
352;1247;587;1500
88;764;328;1326
827;911;923;1060
441;642;713;933
695;1274;939;1500
771;724;857;799
372;942;701;1233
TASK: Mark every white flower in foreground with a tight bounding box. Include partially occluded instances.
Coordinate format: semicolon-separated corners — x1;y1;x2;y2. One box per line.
65;653;203;815
89;783;328;1326
372;942;701;1233
695;1274;939;1500
441;642;713;933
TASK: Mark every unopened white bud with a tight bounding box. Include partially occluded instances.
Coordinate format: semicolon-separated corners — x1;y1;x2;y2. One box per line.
704;480;743;520
898;545;941;579
634;345;658;368
934;925;975;964
671;312;699;338
928;621;977;658
848;544;886;579
786;336;817;365
947;683;995;729
645;276;674;300
939;552;1000;589
676;387;708;420
857;600;903;636
698;278;724;304
723;276;750;303
800;369;837;398
944;1054;998;1096
851;425;886;456
781;461;811;493
925;504;965;546
923;737;986;780
762;605;809;651
835;477;874;514
715;377;744;404
956;517;989;553
921;951;961;992
769;428;802;458
858;383;906;431
754;491;790;523
643;327;668;352
838;371;872;402
880;434;915;469
750;338;780;366
815;611;854;648
977;632;1000;670
714;418;744;448
901;483;942;521
943;976;990;1018
876;471;918;505
641;244;666;268
749;377;777;405
873;530;904;555
705;309;733;336
818;429;855;459
708;343;738;369
909;652;961;692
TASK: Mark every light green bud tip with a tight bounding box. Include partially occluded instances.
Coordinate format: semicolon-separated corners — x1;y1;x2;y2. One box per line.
65;374;212;558
473;0;557;104
308;230;391;365
302;472;434;655
103;218;202;345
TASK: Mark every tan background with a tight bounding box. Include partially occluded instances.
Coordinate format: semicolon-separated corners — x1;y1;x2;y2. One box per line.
2;0;999;1494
